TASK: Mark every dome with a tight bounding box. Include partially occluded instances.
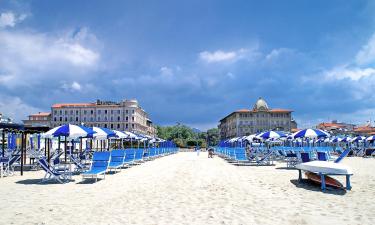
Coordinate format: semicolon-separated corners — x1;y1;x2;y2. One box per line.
253;97;269;111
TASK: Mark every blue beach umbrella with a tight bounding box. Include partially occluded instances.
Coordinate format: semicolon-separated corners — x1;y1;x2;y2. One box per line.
257;131;287;139
45;124;95;138
366;135;375;141
340;137;352;142
292;128;330;139
350;136;366;142
91;127;117;139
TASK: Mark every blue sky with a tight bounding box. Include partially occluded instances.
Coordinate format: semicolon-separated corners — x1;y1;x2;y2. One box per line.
1;0;375;130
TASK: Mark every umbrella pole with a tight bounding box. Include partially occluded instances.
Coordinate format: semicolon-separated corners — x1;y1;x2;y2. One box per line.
44;137;47;157
47;138;50;163
58;136;61;153
20;132;24;176
2;130;5;157
64;136;67;162
80;138;82;153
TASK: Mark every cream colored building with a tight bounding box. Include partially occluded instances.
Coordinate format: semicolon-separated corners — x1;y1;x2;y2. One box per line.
50;99;156;136
219;97;293;139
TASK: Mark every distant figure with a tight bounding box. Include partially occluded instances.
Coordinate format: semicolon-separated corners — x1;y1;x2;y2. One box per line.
195;146;200;156
207;147;214;158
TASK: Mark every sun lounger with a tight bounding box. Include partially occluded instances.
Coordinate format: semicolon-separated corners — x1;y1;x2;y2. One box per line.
82;152;111;182
2;151;21;176
108;150;126;172
334;148;351;163
317;151;328;161
296;161;353;191
300;152;311;163
38;157;69;183
134;149;144;164
123;149;135;167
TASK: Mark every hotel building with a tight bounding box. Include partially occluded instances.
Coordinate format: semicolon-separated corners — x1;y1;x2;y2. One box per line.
49;99;156;136
219;97;294;139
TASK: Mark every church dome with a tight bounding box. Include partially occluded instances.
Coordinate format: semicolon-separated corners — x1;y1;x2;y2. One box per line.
253;97;269;111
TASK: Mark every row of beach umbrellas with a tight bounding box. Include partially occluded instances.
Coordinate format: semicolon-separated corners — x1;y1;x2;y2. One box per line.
225;128;375;144
43;124;164;142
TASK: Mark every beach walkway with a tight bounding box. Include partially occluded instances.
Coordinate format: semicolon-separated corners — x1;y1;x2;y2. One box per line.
0;152;374;225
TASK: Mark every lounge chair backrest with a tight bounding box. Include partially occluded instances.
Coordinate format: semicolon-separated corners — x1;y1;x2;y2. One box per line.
8;154;21;165
300;152;310;163
125;149;135;160
334;148;351;163
110;150;125;163
317;152;327;161
235;148;247;161
38;157;61;176
135;149;143;160
91;152;110;169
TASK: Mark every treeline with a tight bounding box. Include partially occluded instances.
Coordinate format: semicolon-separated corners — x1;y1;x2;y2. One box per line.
156;125;219;148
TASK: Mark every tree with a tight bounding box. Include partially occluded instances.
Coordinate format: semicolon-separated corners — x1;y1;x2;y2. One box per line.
206;128;220;146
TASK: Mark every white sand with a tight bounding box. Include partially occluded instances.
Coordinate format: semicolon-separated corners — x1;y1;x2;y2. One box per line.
0;152;374;225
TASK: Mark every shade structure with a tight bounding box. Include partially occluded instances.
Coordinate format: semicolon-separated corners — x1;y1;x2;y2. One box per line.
92;127;117;139
257;131;286;140
228;137;240;143
340;137;352;142
331;137;342;143
350;136;365;142
292;129;330;139
44;124;95;138
123;131;139;140
366;135;375;141
113;130;129;139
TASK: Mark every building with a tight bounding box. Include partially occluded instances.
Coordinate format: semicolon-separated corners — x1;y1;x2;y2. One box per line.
49;99;156;137
353;125;375;136
22;112;51;131
316;120;355;134
219;97;294;139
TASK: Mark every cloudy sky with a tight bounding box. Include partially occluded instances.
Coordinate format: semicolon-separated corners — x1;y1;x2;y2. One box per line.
1;0;375;130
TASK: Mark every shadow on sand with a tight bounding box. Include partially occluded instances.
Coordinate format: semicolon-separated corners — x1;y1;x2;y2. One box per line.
290;179;347;195
16;178;75;185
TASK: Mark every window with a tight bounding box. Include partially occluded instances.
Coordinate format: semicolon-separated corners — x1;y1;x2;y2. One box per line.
70;110;73;115
126;116;128;121
132;110;134;114
54;117;57;121
132;124;134;128
125;110;128;114
70;117;73;121
111;110;113;114
98;117;101;121
117;110;120;114
126;124;128;129
111;124;114;129
104;124;108;128
91;110;94;115
76;111;79;115
110;117;113;121
76;117;79;122
117;124;120;129
83;117;86;122
98;110;101;114
117;116;120;121
132;116;134;121
60;117;62;121
65;117;67;122
105;110;107;114
84;110;87;115
90;117;93;122
65;110;67;115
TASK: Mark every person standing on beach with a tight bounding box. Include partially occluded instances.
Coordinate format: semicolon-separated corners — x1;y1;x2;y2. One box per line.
196;146;200;156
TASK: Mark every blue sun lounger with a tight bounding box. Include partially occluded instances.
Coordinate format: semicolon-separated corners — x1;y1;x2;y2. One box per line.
82;152;111;182
123;149;135;167
108;150;126;172
134;149;144;164
38;157;69;183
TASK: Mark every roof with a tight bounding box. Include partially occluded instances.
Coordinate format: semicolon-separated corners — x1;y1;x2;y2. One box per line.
269;108;293;113
318;122;345;128
52;103;96;108
219;108;293;121
30;112;51;117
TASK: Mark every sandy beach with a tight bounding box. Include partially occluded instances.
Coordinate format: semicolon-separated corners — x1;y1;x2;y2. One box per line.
0;152;374;225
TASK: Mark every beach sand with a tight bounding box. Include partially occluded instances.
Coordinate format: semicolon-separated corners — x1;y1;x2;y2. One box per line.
0;152;374;225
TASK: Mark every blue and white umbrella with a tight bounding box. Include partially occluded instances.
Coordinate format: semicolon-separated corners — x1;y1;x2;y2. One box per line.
292;128;330;139
350;136;366;142
113;130;129;139
331;137;342;143
92;127;117;139
44;124;95;138
366;135;375;141
340;137;352;142
257;131;286;139
123;131;139;140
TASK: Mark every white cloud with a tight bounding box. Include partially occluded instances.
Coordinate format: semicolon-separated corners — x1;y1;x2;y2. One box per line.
265;48;294;60
0;94;42;122
199;48;248;63
0;12;27;28
160;66;173;77
0;27;100;88
71;81;82;91
325;66;375;81
355;33;375;65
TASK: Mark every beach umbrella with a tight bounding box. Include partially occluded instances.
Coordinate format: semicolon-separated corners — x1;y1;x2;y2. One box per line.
123;131;138;140
331;137;342;143
350;136;366;142
292;128;330;139
366;135;375;141
113;130;129;139
340;137;352;142
257;131;286;140
44;124;94;138
92;127;117;139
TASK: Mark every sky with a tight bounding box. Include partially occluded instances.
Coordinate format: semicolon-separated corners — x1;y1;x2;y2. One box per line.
1;0;375;131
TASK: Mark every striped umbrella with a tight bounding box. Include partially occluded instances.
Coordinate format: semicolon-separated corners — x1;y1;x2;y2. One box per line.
292;128;330;139
366;135;375;141
340;137;352;142
257;131;286;139
331;137;342;143
350;136;366;142
92;127;117;139
113;130;129;139
44;124;95;138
